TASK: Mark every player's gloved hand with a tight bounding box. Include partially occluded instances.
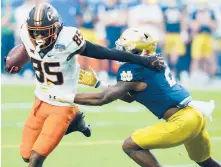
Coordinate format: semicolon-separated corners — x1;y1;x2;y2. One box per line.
4;56;22;74
142;53;165;71
41;82;75;105
78;67;99;87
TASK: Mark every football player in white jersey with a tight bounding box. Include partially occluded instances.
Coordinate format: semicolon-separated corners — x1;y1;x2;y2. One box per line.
5;3;165;167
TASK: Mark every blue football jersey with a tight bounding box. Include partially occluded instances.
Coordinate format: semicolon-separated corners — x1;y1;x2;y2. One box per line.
117;63;191;119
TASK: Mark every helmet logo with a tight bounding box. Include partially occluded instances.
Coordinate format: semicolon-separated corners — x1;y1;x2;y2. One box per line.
144;33;149;39
47;11;54;21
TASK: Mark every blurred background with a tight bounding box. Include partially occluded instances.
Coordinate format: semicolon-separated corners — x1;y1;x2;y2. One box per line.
1;0;221;87
1;0;221;167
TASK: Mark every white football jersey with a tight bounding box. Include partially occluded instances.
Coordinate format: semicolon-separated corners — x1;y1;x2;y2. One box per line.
20;23;84;106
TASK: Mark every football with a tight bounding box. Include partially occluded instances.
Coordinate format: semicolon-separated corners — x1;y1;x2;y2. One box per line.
5;43;30;73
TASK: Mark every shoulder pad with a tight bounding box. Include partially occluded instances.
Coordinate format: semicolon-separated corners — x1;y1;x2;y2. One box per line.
57;26;85;54
117;63;144;82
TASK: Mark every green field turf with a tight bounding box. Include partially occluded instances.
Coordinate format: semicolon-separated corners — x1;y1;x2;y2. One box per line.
1;85;221;167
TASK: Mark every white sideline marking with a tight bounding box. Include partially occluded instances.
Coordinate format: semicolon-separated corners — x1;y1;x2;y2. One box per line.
1;140;123;148
2;101;221;111
1;102;143;113
1;120;134;128
2;136;221;149
1;103;33;110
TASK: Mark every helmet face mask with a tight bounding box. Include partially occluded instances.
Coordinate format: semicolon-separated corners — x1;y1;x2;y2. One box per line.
26;3;61;50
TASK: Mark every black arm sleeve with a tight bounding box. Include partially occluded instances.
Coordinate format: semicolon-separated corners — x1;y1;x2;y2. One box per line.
80;40;151;67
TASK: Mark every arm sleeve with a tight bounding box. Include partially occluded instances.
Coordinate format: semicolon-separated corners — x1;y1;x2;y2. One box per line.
80;40;152;67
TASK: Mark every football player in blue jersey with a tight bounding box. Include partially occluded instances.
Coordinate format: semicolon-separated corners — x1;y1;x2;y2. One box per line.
45;28;220;167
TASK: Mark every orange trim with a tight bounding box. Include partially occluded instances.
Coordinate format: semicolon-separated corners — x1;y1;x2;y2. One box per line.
27;22;58;29
26;24;36;49
39;4;44;26
151;59;158;66
34;6;39;26
27;23;57;50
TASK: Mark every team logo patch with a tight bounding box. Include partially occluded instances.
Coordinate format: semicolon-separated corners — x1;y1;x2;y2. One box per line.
47;11;54;21
120;71;133;81
55;44;66;51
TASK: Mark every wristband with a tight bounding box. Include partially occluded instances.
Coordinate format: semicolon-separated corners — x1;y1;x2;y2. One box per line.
95;80;109;90
95;80;101;88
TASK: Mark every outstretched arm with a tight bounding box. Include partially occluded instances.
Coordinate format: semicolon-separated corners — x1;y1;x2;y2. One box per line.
78;67;134;103
79;41;164;71
74;81;137;106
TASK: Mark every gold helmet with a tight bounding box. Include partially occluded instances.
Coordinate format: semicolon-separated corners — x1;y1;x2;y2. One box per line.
115;28;157;55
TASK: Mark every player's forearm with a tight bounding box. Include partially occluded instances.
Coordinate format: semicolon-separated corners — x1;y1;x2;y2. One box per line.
81;41;151;66
74;86;125;106
74;97;104;106
74;92;109;106
95;81;134;103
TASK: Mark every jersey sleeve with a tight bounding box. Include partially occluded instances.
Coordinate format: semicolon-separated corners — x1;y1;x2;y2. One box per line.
65;27;86;54
117;63;144;82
